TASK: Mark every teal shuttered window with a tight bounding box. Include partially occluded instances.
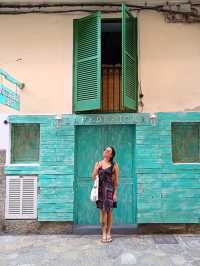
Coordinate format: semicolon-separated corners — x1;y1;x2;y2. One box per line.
11;123;40;164
171;122;200;163
73;12;101;112
73;4;138;113
122;3;138;110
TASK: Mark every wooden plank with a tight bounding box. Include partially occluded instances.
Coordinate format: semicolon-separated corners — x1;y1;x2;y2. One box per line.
40;137;75;144
39;177;73;187
40;143;74;149
102;66;108;112
37;212;73;221
39;174;74;179
108;67;114;111
157;111;200;121
8;115;54;124
38;203;73;212
39;166;73;175
38;194;73;202
39;187;73;196
113;65;121;112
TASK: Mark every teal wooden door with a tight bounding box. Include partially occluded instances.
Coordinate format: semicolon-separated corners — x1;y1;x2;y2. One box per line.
74;124;136;225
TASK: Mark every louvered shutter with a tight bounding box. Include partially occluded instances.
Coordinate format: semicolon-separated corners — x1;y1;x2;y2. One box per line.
73;12;101;112
5;176;37;219
122;3;138;111
5;176;21;218
22;177;37;218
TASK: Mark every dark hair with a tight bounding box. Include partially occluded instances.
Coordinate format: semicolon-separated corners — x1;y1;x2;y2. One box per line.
104;145;116;166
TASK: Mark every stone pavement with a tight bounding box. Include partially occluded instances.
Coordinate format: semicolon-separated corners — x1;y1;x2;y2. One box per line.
0;234;200;266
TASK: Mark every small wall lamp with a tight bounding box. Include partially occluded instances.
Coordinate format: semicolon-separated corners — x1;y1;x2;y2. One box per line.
150;112;157;126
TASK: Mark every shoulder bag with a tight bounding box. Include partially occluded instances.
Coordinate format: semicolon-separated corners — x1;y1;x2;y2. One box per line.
90;174;99;202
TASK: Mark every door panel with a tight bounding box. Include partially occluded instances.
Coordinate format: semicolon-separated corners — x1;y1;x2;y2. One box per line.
75;124;136;224
103;125;135;224
75;125;103;224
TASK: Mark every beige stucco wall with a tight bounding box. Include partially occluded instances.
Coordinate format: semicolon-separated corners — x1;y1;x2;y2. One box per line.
0;14;73;114
139;11;200;113
0;10;200;114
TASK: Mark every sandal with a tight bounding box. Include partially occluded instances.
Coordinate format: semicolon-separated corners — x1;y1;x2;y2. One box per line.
101;235;107;243
106;235;112;242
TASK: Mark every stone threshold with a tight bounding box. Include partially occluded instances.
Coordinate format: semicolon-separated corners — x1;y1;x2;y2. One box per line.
72;224;138;235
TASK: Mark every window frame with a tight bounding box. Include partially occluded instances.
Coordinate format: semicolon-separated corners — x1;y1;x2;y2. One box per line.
72;4;139;114
10;123;40;165
171;122;200;164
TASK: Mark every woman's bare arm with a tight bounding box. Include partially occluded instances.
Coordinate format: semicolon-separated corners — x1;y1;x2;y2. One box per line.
91;161;101;180
113;162;119;196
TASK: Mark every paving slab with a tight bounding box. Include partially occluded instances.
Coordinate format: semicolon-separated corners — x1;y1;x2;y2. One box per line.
0;234;199;266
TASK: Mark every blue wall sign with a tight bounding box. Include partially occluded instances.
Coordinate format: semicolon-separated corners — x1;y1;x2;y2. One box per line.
0;68;24;111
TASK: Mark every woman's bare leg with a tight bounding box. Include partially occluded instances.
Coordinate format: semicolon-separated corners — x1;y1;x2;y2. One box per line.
100;209;107;239
107;209;113;238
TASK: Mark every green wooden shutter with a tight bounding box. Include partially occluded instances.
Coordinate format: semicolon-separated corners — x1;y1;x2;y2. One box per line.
122;4;138;111
73;12;101;112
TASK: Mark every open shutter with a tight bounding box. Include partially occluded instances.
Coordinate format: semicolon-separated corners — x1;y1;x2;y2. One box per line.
73;12;101;112
122;4;138;111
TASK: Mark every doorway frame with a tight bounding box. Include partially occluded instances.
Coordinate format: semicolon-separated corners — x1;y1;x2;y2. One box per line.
73;121;137;225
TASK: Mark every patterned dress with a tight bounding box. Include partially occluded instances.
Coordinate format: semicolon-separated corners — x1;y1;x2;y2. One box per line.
96;161;116;211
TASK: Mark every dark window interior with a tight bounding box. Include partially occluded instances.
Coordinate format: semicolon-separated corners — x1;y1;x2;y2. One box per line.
80;19;126;114
101;19;121;65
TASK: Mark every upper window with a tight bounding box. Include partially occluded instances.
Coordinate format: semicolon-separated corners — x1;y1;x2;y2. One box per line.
73;3;138;113
11;123;40;164
171;122;200;163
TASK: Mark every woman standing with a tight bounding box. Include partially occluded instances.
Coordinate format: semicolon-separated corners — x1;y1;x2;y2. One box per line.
92;146;119;243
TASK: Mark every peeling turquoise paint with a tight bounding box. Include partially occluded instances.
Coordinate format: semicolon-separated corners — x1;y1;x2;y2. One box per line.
4;112;200;224
137;112;200;223
5;115;75;221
